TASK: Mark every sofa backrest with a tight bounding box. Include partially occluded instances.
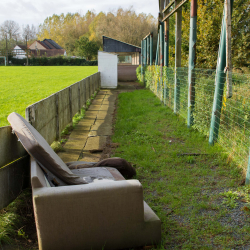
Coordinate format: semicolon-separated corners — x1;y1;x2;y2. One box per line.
8;112;88;185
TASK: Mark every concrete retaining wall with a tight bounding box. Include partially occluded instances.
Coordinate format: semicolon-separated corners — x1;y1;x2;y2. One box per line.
0;72;100;209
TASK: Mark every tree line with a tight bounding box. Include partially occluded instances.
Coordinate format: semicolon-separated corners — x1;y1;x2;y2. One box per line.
0;2;249;68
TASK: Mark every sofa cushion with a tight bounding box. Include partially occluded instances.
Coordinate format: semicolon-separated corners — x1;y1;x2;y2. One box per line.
8;112;88;185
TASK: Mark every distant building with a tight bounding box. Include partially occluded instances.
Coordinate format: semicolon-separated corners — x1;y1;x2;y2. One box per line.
103;36;141;65
13;45;27;59
29;39;65;57
102;36;141;81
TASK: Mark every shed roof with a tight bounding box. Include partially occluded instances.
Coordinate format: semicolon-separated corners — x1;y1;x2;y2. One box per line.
103;36;141;53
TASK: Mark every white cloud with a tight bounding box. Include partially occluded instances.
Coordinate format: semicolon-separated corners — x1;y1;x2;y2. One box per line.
0;0;158;27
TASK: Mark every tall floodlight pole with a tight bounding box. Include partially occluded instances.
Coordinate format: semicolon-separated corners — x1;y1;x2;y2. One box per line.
209;0;234;145
174;0;182;113
187;0;197;127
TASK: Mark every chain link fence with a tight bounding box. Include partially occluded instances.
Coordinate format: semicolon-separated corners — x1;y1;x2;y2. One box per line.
139;65;250;173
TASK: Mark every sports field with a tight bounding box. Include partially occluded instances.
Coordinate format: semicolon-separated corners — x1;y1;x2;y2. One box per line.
0;66;98;127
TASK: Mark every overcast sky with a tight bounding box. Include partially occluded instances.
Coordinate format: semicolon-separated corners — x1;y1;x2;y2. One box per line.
0;0;159;28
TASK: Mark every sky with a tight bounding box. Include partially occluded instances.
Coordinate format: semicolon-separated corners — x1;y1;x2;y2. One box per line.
0;0;159;28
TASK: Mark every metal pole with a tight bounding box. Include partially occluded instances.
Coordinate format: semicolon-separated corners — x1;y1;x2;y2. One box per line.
209;0;234;145
160;22;164;101
155;33;159;65
141;40;144;82
225;0;232;98
6;35;8;65
150;33;153;66
187;0;197;127
174;0;182;113
147;36;150;65
164;0;170;106
26;35;29;66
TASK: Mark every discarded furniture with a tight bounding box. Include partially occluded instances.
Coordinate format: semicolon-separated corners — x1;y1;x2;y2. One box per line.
8;112;161;250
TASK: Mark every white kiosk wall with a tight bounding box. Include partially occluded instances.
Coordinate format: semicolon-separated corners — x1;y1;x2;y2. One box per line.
98;51;118;88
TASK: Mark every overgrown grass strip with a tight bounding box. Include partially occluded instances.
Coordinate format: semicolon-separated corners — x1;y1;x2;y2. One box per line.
112;89;250;249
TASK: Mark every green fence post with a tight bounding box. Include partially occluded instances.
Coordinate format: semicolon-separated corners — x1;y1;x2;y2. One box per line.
150;33;153;66
141;40;144;83
209;0;233;144
174;0;182;114
160;22;164;102
155;33;159;66
187;0;197;127
246;153;250;185
144;39;147;65
147;36;150;65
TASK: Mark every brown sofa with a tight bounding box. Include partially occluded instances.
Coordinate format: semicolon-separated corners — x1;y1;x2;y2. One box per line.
8;112;161;250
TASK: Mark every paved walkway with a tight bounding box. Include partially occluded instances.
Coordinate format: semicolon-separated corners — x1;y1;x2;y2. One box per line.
58;90;117;163
58;82;143;163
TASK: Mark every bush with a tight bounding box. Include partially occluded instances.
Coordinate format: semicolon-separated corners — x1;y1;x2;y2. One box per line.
2;56;97;66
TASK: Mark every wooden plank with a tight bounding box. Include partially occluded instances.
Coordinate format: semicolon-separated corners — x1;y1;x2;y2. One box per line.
0;155;30;210
0;126;26;168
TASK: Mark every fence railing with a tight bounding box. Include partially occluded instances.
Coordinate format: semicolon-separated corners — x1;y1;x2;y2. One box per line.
141;65;250;181
0;72;100;209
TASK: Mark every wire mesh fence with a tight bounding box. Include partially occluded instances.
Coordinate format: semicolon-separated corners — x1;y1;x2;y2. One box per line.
141;65;250;172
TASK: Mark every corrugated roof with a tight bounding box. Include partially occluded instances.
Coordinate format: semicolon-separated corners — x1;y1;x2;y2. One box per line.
103;36;141;49
42;39;63;49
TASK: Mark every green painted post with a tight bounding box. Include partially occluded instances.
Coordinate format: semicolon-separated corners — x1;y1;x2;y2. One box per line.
187;0;197;127
144;39;147;65
246;153;250;185
150;33;153;66
209;0;233;144
141;40;144;82
147;36;150;65
174;0;182;114
160;22;164;101
155;33;159;65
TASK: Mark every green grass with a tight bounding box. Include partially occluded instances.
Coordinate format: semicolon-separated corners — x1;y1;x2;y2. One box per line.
112;89;250;249
0;66;98;127
0;189;37;249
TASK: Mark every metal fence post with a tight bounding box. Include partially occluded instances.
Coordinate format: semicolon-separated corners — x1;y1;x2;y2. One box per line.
147;36;150;65
174;0;182;113
150;33;153;66
209;0;233;144
141;40;144;82
187;0;197;127
155;33;159;65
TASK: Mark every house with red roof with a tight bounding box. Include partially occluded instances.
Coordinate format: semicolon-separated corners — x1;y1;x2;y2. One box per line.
29;39;65;57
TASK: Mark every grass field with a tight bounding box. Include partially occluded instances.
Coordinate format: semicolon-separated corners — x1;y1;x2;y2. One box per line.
0;66;98;127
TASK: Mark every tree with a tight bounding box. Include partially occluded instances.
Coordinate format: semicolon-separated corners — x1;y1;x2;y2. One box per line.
75;36;99;60
0;20;20;40
22;24;37;42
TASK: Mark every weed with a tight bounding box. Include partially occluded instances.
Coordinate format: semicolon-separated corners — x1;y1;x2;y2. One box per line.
221;190;239;208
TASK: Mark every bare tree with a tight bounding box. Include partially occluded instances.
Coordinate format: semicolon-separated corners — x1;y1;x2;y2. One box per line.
22;24;38;41
0;20;20;40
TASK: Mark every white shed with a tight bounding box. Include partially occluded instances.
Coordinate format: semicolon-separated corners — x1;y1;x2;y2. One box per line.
98;51;118;89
